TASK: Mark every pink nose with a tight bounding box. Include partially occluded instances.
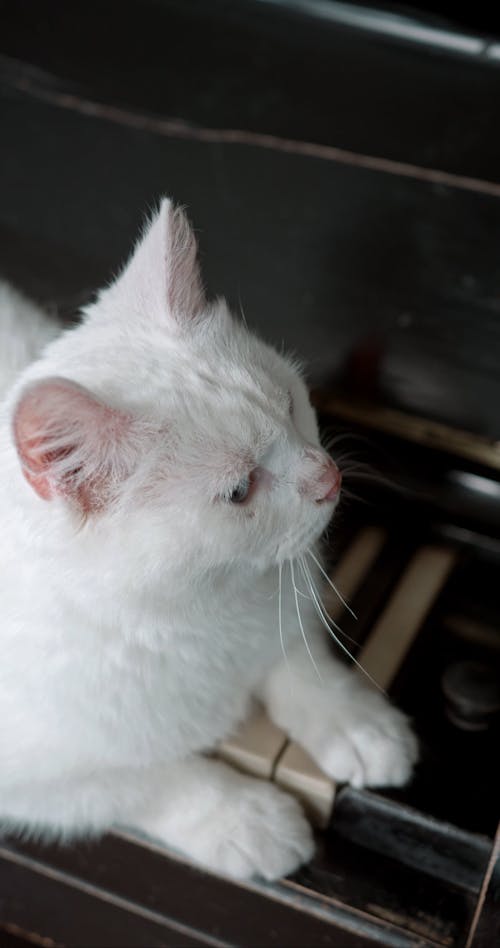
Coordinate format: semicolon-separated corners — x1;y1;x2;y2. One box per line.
314;460;342;504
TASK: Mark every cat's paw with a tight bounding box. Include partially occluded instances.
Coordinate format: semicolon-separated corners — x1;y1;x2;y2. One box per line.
186;779;314;881
316;700;418;789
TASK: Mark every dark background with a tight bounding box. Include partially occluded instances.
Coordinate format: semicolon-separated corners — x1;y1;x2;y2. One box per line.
1;0;500;439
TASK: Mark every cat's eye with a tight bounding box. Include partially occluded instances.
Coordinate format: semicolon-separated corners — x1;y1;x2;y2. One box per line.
228;475;251;504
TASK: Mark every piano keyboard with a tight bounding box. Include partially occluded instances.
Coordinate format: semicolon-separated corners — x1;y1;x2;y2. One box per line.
217;530;459;826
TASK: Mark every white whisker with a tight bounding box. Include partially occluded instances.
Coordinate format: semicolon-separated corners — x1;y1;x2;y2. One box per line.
295;588;312;600
299;558;384;694
307;549;358;620
300;556;360;649
290;560;323;683
278;562;291;677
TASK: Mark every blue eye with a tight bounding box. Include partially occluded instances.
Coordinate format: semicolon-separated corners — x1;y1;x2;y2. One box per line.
228;475;251;504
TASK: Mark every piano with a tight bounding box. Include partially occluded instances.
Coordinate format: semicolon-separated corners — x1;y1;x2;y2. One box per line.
1;1;499;944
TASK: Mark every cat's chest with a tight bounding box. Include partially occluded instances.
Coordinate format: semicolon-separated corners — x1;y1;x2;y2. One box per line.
82;592;282;763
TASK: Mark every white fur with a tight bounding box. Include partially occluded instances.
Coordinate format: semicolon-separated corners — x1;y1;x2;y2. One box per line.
0;199;417;880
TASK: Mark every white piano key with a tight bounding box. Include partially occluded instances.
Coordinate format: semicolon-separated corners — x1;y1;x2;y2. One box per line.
358;545;458;690
322;525;387;621
217;704;287;779
272;741;335;829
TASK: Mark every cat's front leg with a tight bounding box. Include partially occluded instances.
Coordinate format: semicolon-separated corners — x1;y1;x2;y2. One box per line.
258;631;418;789
3;757;313;881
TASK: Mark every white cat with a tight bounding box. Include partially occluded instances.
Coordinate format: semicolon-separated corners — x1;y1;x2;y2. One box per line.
0;200;417;880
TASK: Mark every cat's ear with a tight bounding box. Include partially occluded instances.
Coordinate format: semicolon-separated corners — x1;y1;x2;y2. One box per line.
108;198;206;325
13;377;146;513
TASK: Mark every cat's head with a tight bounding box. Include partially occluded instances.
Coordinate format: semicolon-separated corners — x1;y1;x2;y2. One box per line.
11;200;341;579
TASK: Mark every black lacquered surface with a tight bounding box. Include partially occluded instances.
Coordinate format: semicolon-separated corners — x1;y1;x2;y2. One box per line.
1;0;500;181
2;0;500;442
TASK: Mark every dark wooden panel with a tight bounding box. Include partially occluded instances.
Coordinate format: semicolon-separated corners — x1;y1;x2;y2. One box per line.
293;838;473;947
2;82;500;439
0;835;432;948
1;0;500;182
0;929;48;948
466;825;500;948
0;850;224;947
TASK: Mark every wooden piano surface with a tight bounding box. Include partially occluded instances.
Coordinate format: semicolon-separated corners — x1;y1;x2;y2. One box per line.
1;1;500;945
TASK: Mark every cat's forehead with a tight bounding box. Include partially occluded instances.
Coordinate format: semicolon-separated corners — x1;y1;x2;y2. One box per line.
154;331;294;458
70;301;300;438
172;363;287;444
168;323;293;412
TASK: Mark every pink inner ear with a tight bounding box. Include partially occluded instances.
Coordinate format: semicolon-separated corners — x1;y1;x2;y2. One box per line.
19;440;64;501
165;203;205;319
13;377;134;512
107;198;206;325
